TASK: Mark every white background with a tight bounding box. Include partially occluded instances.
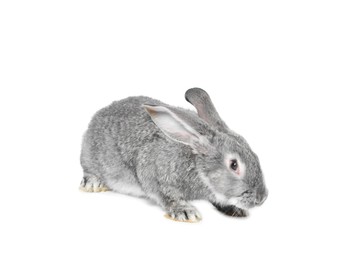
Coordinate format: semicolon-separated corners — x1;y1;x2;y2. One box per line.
1;1;336;259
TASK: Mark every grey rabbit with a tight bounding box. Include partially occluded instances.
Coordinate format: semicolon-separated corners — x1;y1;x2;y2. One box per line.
80;88;268;222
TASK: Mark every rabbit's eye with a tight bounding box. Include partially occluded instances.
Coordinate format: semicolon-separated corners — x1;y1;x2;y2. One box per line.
230;160;238;171
226;155;244;177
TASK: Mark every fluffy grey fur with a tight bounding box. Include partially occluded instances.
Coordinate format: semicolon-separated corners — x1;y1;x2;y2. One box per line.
80;88;268;222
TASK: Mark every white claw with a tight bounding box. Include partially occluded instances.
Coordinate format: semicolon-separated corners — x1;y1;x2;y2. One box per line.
188;214;196;222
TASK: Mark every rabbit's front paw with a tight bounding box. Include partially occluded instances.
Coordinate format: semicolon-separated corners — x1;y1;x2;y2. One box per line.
165;201;202;223
213;204;249;217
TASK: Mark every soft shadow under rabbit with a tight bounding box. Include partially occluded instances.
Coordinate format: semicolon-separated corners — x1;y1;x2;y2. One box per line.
80;88;268;222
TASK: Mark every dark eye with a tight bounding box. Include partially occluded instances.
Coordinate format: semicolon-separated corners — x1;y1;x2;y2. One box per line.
230;160;238;171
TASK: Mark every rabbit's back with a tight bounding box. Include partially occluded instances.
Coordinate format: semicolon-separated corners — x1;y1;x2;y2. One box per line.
91;96;166;150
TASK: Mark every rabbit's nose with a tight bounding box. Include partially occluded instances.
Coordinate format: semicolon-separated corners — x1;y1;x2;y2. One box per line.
255;189;268;206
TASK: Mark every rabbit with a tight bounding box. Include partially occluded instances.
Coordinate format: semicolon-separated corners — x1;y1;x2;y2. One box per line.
80;88;268;222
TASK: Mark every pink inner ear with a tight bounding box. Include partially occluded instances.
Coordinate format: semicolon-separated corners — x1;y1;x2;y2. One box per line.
195;102;208;122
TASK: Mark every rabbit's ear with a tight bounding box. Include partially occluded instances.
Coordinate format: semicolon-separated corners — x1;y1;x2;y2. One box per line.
143;104;210;154
185;88;228;132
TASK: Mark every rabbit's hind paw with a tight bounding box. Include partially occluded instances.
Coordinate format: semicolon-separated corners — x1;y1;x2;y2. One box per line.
79;176;109;192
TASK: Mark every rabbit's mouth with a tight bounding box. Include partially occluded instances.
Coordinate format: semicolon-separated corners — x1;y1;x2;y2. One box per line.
231;188;268;208
227;192;262;210
227;197;250;210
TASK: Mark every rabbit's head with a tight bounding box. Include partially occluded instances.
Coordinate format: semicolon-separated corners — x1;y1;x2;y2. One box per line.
143;88;268;210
